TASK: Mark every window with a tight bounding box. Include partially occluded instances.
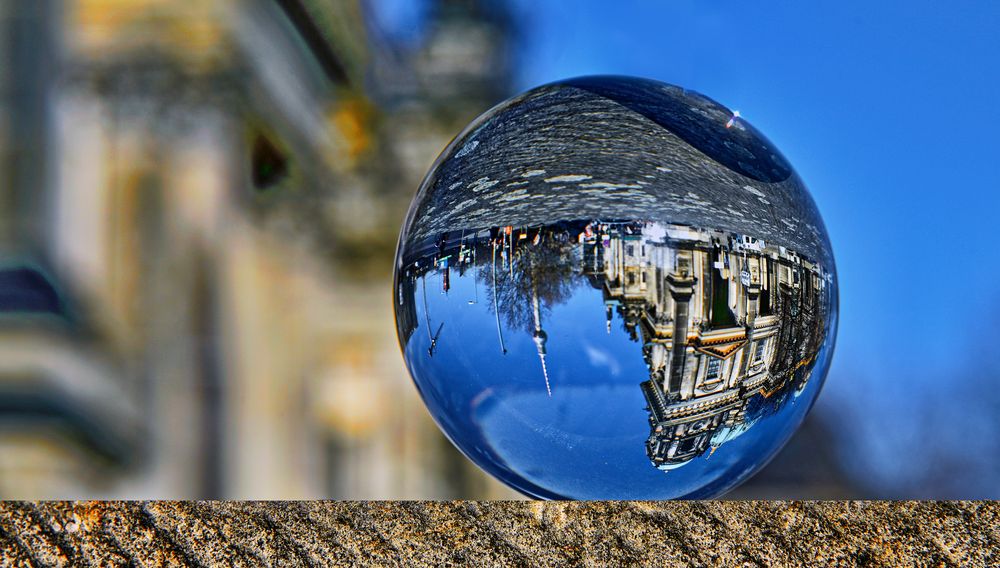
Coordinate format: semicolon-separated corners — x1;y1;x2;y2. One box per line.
705;358;721;381
626;245;635;256
754;340;767;363
251;134;289;190
710;266;737;327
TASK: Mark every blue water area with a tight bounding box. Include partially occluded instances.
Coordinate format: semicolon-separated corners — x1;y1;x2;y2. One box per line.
401;259;831;499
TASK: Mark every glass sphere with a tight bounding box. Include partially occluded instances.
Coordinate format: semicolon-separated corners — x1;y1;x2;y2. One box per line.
393;76;837;499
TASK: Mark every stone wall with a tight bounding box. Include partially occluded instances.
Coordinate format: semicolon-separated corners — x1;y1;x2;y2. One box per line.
0;501;996;566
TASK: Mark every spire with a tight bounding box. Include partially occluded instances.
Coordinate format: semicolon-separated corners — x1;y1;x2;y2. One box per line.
531;278;551;397
535;333;551;397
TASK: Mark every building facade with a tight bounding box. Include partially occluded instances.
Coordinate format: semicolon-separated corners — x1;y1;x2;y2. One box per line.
583;222;830;470
0;0;518;498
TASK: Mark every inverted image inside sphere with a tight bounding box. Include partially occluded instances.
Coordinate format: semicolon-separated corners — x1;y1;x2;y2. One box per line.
393;76;837;499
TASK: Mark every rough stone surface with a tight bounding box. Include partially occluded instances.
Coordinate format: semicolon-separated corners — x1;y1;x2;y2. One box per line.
0;501;997;566
405;81;832;267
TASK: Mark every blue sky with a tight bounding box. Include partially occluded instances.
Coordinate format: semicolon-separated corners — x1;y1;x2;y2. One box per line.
405;266;823;499
507;0;1000;496
372;0;1000;496
507;0;1000;372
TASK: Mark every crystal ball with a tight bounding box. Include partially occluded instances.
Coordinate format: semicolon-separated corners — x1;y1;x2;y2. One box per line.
393;76;837;499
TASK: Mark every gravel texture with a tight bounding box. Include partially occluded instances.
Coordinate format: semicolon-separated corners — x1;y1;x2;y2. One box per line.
0;501;997;566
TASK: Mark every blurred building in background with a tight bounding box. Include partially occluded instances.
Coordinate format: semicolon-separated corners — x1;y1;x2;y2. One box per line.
0;0;860;499
0;0;519;498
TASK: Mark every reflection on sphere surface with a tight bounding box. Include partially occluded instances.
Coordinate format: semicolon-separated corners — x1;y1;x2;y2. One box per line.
394;76;837;499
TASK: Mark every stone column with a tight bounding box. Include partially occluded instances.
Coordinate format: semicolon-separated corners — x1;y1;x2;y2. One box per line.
666;268;696;397
738;258;762;380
